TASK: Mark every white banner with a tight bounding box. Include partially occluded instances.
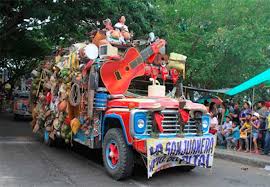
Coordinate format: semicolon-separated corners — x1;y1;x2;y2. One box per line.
147;135;216;178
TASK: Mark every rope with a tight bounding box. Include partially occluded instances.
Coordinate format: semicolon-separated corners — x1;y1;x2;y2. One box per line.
69;82;81;107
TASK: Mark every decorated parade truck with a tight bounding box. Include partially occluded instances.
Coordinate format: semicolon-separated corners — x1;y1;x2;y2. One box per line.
30;16;215;180
13;91;31;119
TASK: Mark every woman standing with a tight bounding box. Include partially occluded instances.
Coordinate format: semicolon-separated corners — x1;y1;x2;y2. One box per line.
209;111;219;135
220;102;229;125
209;102;218;116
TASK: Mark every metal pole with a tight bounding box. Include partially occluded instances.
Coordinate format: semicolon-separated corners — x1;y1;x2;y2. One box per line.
250;88;255;152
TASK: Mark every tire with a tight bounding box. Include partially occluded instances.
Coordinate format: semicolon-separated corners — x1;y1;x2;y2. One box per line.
102;128;134;180
44;130;54;147
179;165;196;172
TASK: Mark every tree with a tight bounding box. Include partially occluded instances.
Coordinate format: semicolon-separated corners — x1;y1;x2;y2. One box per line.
1;0;270;92
0;0;162;88
155;0;270;89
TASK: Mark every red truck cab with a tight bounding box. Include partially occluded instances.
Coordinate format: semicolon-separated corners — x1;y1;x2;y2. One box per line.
101;93;213;179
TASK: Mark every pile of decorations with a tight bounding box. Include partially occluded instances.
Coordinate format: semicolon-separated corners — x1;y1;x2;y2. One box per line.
30;15;187;144
30;15;136;144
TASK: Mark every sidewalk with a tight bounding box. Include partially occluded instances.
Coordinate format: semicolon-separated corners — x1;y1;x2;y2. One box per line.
215;148;270;168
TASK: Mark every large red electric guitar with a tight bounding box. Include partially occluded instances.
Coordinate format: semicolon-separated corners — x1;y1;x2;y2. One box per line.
100;39;166;94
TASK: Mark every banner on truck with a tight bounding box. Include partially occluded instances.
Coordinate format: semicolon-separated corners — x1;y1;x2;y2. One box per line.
147;136;216;178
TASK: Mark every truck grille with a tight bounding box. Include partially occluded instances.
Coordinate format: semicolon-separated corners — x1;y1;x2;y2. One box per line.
146;110;199;135
183;119;198;135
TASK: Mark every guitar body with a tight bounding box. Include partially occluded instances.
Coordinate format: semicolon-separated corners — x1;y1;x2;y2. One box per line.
100;47;145;94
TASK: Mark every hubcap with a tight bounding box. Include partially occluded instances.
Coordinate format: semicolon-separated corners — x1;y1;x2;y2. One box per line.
106;140;119;168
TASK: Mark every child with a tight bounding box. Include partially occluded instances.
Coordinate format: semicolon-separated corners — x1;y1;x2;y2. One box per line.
238;113;252;152
226;123;240;150
217;115;232;145
251;112;260;154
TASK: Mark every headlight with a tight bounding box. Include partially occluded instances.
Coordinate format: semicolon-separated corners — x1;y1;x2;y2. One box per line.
137;119;145;128
202;115;210;134
134;112;147;134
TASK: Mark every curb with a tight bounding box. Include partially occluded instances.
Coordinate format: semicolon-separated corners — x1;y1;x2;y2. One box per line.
214;149;270;168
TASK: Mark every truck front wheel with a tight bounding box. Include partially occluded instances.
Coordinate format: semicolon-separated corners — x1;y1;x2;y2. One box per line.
102;128;134;180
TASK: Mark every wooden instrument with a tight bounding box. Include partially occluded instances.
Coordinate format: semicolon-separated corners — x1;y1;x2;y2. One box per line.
100;39;166;94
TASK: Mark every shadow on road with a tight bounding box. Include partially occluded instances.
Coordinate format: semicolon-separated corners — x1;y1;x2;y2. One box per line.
51;141;149;179
0;112;32;137
0;111;195;181
59;141;192;180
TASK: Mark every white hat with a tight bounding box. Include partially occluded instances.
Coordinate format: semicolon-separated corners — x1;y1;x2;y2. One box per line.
253;112;260;118
244;100;252;107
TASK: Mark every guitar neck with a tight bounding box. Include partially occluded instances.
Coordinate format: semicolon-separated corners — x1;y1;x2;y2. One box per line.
140;46;154;61
129;45;154;70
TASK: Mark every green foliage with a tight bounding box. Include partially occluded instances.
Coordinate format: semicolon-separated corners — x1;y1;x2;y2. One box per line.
156;0;270;89
0;0;161;87
1;0;270;92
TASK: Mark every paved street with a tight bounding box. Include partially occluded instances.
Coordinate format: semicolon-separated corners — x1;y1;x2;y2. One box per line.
0;112;270;187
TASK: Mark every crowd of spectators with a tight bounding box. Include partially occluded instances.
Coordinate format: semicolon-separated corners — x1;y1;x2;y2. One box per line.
206;100;270;155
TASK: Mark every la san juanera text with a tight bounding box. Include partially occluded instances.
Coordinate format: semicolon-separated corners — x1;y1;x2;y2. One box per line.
148;137;215;171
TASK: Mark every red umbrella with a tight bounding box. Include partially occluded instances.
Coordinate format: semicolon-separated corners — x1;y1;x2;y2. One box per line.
197;95;223;105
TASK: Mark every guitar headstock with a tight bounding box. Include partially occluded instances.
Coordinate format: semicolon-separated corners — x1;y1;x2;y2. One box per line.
151;39;166;54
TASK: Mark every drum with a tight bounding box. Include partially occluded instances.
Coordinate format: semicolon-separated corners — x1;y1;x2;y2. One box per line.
84;44;99;60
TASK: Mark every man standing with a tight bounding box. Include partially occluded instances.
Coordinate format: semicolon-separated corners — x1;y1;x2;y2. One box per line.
230;102;240;126
257;100;267;116
257;101;268;149
262;108;270;155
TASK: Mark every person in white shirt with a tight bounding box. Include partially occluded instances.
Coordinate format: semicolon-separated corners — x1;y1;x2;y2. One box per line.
114;16;129;32
114;16;131;41
217;115;232;145
209;111;219;135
